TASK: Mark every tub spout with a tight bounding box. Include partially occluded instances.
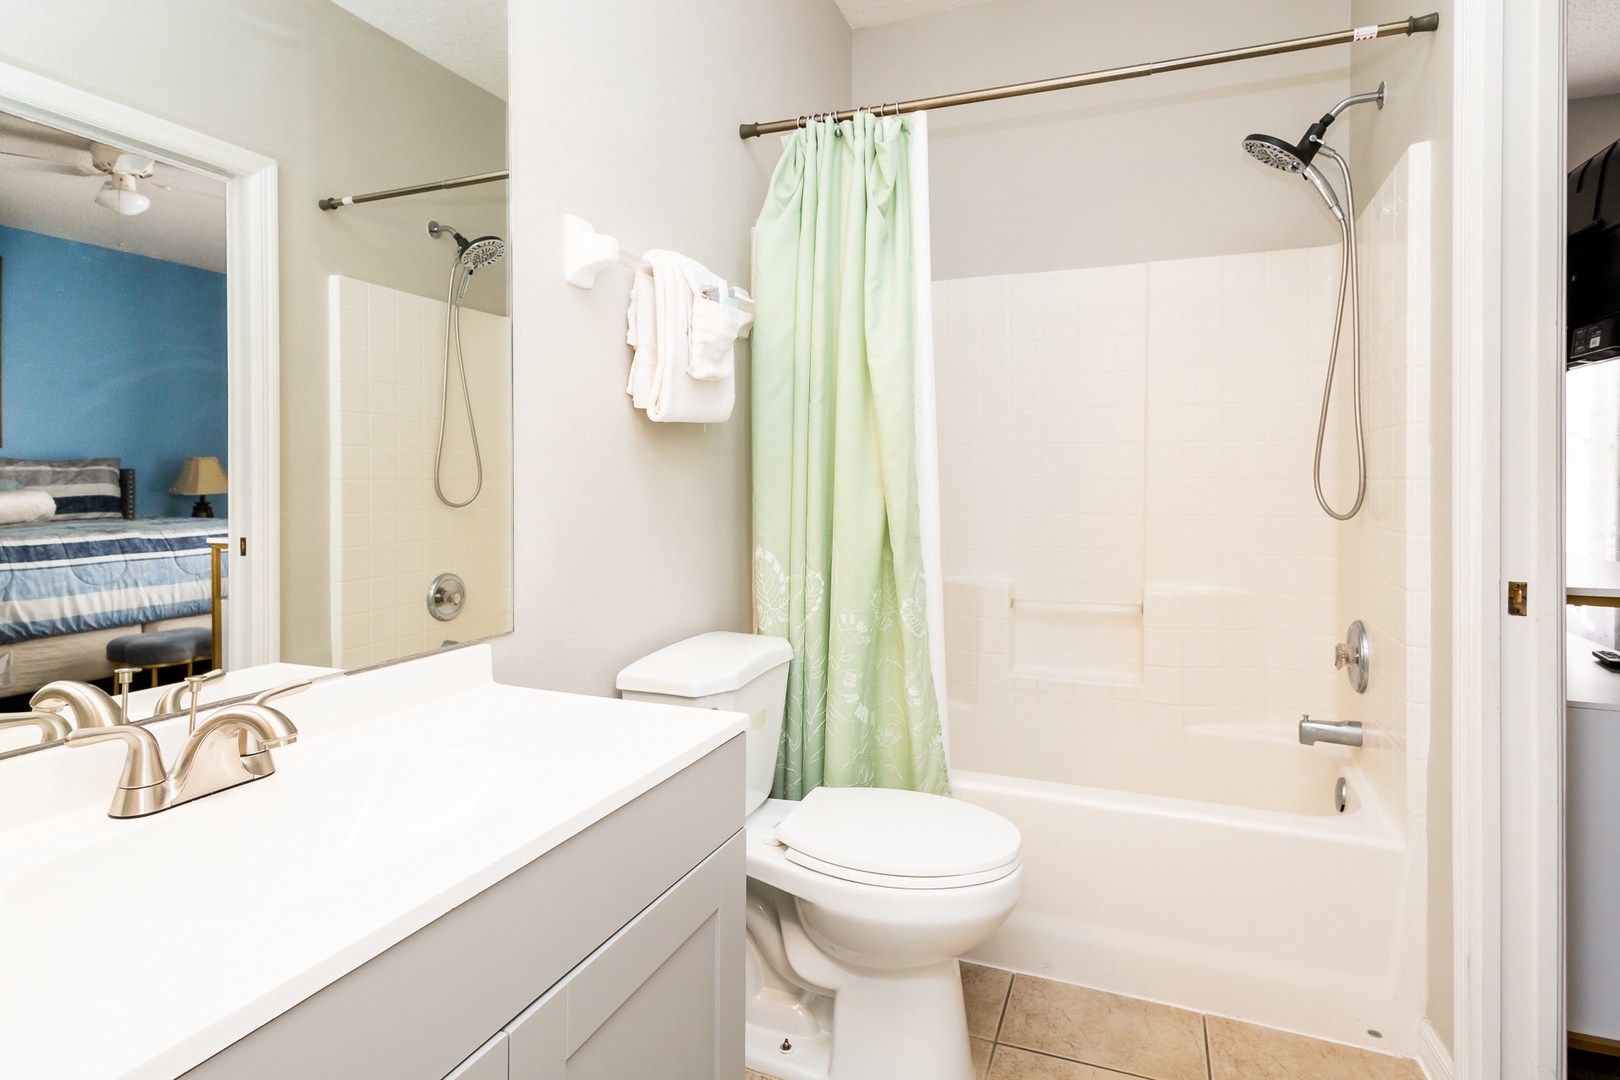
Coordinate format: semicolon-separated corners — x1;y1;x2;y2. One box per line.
1299;714;1363;747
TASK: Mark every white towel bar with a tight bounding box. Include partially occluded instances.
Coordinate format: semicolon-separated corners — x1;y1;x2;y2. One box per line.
563;214;647;288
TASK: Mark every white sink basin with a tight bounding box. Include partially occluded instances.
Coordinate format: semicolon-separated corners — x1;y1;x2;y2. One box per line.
0;645;748;1080
8;744;525;919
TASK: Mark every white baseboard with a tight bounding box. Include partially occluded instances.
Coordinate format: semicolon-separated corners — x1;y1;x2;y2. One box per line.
1416;1018;1455;1080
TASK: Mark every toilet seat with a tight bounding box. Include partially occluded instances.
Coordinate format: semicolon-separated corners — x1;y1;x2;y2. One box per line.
782;846;1020;890
773;786;1022;889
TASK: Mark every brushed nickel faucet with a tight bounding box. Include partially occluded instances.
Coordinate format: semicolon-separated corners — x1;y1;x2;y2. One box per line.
67;681;310;819
31;679;126;730
0;711;72;744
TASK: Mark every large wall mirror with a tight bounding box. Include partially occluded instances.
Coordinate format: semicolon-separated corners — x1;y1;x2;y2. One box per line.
0;0;511;755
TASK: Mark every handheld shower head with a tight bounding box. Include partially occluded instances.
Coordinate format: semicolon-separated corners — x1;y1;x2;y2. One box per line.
1241;82;1386;184
429;221;505;276
460;235;505;271
1243;133;1308;173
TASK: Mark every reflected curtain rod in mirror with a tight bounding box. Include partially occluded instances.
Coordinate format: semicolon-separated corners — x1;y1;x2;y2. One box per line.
318;169;509;211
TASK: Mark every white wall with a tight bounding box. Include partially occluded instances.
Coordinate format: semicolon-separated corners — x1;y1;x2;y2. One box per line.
1570;93;1620;170
0;0;508;667
494;2;851;695
1348;0;1455;1053
851;0;1351;279
935;247;1345;766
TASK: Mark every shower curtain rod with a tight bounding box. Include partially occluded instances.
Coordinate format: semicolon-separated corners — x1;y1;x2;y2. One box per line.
317;169;508;211
738;13;1439;140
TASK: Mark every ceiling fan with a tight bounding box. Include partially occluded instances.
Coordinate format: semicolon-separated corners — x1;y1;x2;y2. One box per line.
0;141;158;216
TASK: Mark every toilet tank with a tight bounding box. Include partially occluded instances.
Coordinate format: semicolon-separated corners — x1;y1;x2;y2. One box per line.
616;631;793;815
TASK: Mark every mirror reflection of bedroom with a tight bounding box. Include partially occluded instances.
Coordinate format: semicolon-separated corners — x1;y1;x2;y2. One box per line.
0;110;226;727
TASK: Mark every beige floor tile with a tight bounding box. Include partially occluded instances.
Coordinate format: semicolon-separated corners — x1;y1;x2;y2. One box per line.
998;976;1208;1080
1206;1015;1426;1080
744;1071;782;1080
987;1045;1145;1079
962;961;1015;1040
972;1037;995;1079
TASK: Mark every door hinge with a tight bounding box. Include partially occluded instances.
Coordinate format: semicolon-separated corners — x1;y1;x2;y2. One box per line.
1507;581;1527;616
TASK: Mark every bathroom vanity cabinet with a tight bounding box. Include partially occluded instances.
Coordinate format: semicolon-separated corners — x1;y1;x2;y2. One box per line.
181;737;744;1080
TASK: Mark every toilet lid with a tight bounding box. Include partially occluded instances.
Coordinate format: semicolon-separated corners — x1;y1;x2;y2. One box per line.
774;786;1021;879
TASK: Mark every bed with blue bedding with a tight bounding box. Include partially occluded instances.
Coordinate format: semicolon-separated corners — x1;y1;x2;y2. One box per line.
0;518;225;645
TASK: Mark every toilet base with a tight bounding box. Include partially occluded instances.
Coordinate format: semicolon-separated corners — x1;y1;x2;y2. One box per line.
745;884;977;1080
745;1018;832;1080
743;962;973;1080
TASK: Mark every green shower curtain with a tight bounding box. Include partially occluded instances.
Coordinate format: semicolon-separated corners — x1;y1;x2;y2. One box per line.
751;113;948;799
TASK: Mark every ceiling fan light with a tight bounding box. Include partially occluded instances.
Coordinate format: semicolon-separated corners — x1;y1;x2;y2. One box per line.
94;174;150;216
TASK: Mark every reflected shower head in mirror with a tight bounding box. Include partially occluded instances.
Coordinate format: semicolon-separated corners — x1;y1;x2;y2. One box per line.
428;221;505;269
427;220;507;510
460;235;505;271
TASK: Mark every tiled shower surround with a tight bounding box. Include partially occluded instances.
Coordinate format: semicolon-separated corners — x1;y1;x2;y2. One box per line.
328;277;514;668
935;143;1431;835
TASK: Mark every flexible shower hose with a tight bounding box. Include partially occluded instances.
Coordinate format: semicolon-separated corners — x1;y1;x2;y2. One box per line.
1311;145;1365;521
434;260;484;508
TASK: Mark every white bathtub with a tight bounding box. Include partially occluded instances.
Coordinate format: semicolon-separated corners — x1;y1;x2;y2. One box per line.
953;726;1421;1054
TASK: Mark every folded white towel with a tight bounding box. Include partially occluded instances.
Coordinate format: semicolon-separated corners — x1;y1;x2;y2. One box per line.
0;489;55;525
640;250;734;423
687;287;754;381
625;269;659;408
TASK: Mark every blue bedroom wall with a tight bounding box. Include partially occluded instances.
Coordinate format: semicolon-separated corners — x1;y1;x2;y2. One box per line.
0;225;226;519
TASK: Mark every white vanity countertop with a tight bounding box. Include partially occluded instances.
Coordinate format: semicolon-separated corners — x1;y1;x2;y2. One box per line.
0;645;747;1080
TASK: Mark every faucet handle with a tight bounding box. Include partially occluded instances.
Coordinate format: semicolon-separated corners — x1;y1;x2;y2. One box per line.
250;680;313;707
154;668;224;720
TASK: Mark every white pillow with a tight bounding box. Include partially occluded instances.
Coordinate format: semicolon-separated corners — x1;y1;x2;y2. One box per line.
0;489;57;525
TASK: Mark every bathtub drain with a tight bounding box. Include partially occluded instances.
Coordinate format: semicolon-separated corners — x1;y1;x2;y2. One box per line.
1335;776;1349;813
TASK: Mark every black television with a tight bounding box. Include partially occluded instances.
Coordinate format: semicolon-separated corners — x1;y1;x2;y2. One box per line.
1569;139;1620;366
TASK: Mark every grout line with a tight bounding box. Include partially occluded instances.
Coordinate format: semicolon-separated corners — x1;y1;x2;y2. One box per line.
994;972;1015;1042
991;1043;1161;1080
1204;1014;1214;1080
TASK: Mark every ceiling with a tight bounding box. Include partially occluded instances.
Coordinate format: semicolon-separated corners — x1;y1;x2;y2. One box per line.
0;113;225;273
1570;0;1620;99
328;0;508;100
834;0;996;29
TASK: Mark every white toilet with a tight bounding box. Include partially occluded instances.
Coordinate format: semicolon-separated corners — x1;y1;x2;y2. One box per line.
618;631;1023;1080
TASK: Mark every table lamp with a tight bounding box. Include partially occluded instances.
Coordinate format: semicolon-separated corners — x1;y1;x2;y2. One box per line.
170;456;227;518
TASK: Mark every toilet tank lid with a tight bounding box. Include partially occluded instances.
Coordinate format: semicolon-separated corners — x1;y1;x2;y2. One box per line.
616;631;793;697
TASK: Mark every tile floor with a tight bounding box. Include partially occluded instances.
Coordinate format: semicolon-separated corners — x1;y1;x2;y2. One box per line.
748;962;1427;1080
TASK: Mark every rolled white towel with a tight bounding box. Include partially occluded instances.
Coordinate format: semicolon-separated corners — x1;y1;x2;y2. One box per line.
0;489;55;525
